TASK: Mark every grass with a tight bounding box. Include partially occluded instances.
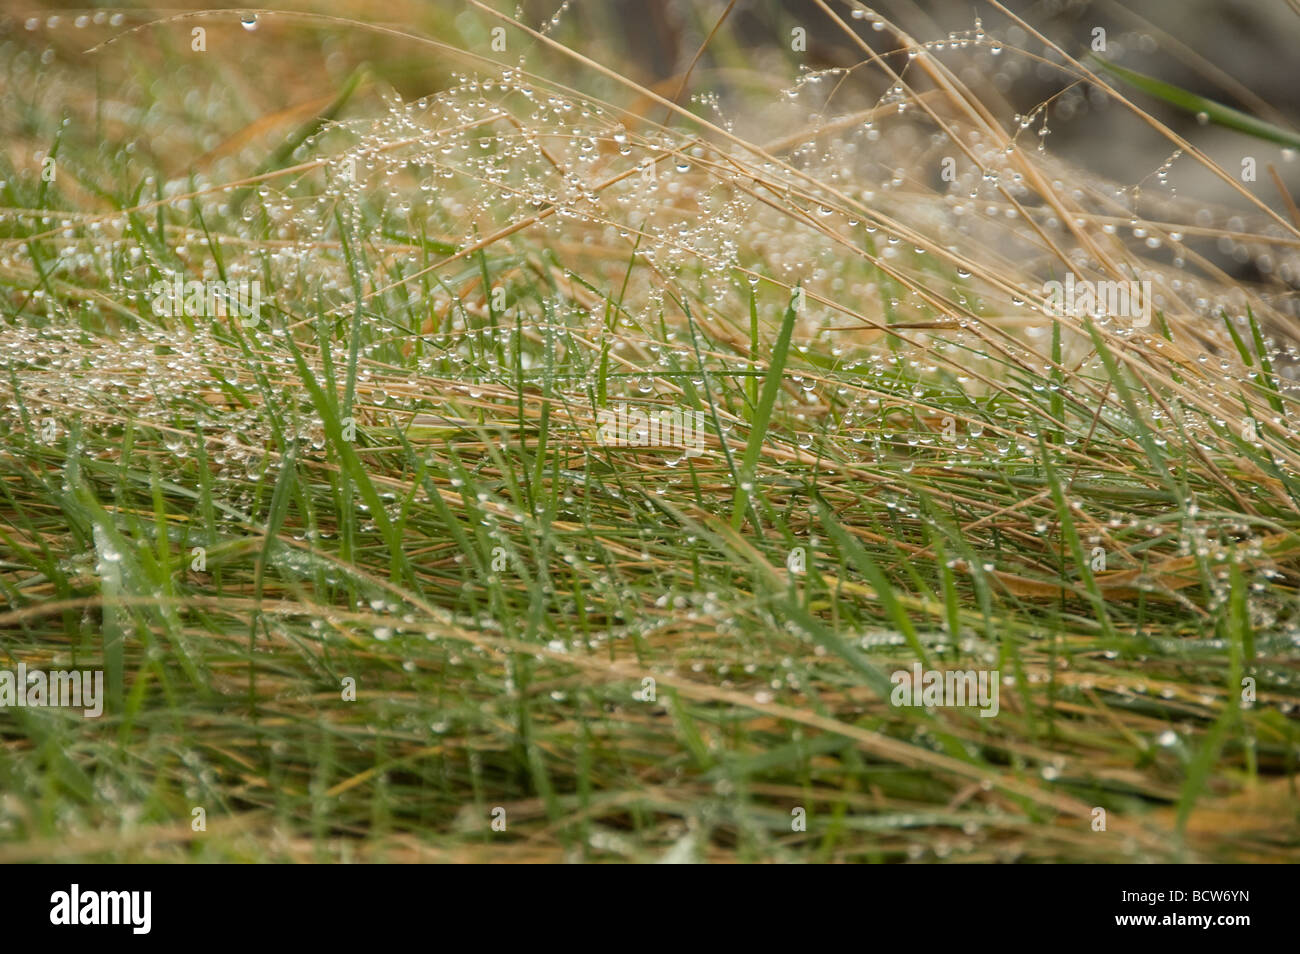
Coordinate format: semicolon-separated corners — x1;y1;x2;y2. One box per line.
0;1;1298;862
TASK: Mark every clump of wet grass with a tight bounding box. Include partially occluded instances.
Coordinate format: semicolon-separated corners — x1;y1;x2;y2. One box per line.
0;2;1297;862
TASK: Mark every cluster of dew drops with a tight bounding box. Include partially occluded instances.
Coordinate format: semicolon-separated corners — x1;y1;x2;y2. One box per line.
0;8;1298;680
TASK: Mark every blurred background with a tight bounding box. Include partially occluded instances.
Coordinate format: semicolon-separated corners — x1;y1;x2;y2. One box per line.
4;1;1298;290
